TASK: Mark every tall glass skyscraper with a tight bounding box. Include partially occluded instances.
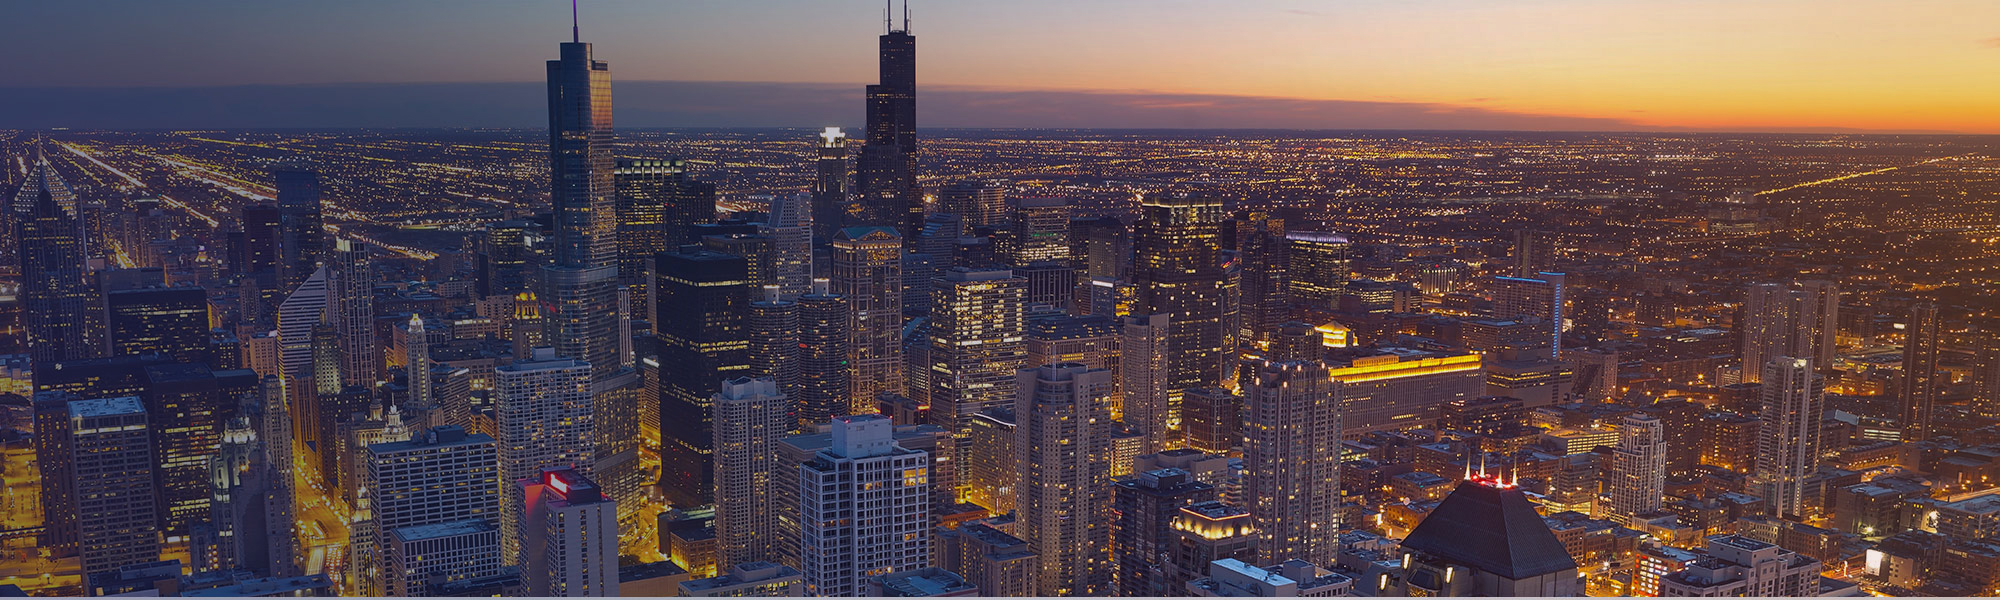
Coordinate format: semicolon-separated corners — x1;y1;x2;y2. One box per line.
854;7;920;237
544;30;623;381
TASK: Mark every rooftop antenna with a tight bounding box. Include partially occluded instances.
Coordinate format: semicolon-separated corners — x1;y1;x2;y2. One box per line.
571;0;580;42
884;0;891;33
903;0;911;33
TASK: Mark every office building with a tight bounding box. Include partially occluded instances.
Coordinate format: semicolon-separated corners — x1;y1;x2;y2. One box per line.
680;561;803;598
943;523;1037;597
938;181;1004;230
1112;468;1218;597
20;175;99;365
1491;272;1565;361
1132;194;1232;397
926;267;1026;485
1326;347;1484;435
384;520;502;597
1753;357;1826;518
1169;501;1259;594
103;284;208;364
1284;231;1350;310
1016;364;1116;596
1397;478;1582;596
1610;414;1666;527
713;377;789;568
798;414;931;596
853;13;920;236
1242;360;1343;566
812;127;850;243
1002;197;1070;265
797;279;851;429
1658;535;1821;597
832;226;904;411
1181;387;1240;455
68;397;162;582
332;238;378;387
1512;229;1556;278
746;287;800;396
762;191;815;299
519;468;620;596
654;248;752;507
362;426;500;596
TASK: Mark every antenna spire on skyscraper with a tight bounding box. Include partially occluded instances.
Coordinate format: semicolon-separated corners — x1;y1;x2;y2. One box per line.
571;0;580;42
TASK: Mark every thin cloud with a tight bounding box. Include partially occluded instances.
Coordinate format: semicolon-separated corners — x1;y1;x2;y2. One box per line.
1984;36;2000;48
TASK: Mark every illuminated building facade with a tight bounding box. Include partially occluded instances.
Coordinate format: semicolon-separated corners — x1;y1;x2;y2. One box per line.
1132;194;1231;399
519;468;620;596
654;248;751;507
798;414;931;597
1739;280;1838;384
1283;231;1350;310
1753;357;1825;518
832;226;904;411
925;267;1025;487
1326;348;1484;435
1017;363;1116;596
495;349;595;562
1242;360;1342;565
1112;468;1217;597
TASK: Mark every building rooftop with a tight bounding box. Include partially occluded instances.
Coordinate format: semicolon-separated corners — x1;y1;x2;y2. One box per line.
1939;493;2000;516
1401;479;1580;580
180;575;334;597
68;395;144;419
870;567;976;597
390;518;494;543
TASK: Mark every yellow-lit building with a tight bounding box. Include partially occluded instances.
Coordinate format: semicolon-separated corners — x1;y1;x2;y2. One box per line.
1327;348;1485;435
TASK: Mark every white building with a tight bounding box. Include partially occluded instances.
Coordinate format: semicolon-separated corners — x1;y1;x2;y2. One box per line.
1659;535;1821;597
362;426;499;596
1187;558;1353;597
519;468;619;596
713;377;789;568
1611;413;1667;526
495;348;595;562
799;414;931;596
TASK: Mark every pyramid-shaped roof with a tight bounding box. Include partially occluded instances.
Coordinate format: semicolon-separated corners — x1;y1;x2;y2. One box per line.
1401;479;1579;580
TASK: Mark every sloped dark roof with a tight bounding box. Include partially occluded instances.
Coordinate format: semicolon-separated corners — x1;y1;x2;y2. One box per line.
1401;480;1579;580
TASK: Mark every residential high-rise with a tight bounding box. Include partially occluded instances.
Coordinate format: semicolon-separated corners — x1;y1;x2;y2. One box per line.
1491;272;1566;361
363;426;500;596
1121;313;1174;450
1112;468;1218;597
926;267;1026;487
1132;194;1231;401
520;468;621;597
1610;414;1666;527
853;9;920;236
794;280;852;432
1283;231;1349;310
103;284;209;364
1326;348;1485;435
273;165;325;292
1753;357;1826;518
1901;301;1940;441
1242;360;1342;565
544;29;623;382
943;523;1039;597
67;396;162;582
1739;280;1839;384
747;287;801;396
832;227;904;410
798;414;931;596
1512;229;1556;278
812;127;850;243
1016;363;1116;596
239;203;285;317
332;238;378;387
711;377;789;569
654;248;752;507
19;176;99;365
1181;387;1240;455
496;348;595;562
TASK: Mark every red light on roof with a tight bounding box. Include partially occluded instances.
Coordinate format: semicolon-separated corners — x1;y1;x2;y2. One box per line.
547;471;572;498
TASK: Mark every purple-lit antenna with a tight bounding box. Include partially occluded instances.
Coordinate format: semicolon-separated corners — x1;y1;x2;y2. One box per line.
572;0;580;42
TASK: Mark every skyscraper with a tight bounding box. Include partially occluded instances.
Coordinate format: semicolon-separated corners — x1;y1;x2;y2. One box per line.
798;414;931;596
1016;363;1116;596
926;267;1027;487
103;284;209;364
797;279;851;430
31;392;79;555
19;177;98;366
712;377;788;569
938;181;1004;230
275;266;331;477
654;248;751;507
762;191;815;299
1753;357;1825;518
519;468;621;597
332;238;378;387
67;397;161;582
404;315;432;421
363;426;500;596
495;348;595;562
255;376;301;578
544;25;624;382
1512;229;1556;279
1132;194;1231;400
1283;231;1349;311
1901;301;1940;441
1491;272;1566;361
853;6;920;236
812;127;850;244
832;227;904;411
1112;468;1218;597
1609;413;1666;527
1234;212;1287;346
1242;360;1342;566
384;519;503;597
273;165;325;293
1002;197;1071;265
139;363;258;541
616;158;717;320
746;286;801;396
1739;280;1839;384
1121;313;1173;451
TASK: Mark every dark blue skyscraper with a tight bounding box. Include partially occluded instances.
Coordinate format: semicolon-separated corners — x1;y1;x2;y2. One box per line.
17;172;99;365
854;2;920;238
273;166;325;292
544;18;623;380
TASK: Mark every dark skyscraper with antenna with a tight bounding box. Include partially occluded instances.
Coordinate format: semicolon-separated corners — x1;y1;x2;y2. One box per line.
544;6;623;380
855;1;920;238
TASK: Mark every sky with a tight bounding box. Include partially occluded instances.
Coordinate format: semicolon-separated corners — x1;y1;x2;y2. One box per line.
2;0;1996;133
